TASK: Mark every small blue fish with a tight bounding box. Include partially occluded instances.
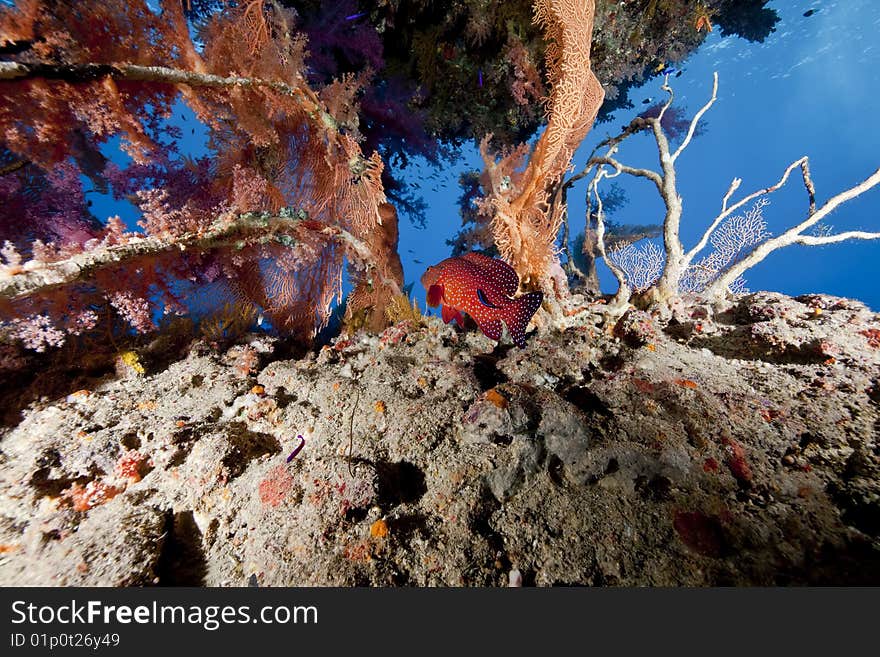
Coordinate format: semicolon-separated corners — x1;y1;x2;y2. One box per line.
345;12;366;21
478;69;483;88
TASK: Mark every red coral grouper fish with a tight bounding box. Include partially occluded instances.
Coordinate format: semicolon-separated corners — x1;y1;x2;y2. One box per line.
421;252;543;348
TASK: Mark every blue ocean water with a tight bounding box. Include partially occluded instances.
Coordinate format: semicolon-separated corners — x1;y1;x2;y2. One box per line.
402;0;880;309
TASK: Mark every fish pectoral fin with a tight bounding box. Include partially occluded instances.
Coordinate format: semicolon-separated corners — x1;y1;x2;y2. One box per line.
476;288;502;309
427;284;444;308
476;318;503;342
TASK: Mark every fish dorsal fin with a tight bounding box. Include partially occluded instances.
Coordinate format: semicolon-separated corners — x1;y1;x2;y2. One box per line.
460;252;519;297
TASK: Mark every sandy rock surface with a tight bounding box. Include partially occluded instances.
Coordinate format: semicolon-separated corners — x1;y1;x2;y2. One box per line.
1;292;879;585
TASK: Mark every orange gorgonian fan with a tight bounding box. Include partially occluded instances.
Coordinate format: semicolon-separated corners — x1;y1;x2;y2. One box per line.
478;0;604;307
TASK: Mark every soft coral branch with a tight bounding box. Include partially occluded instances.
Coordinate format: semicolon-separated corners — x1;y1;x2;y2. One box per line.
0;0;403;342
0;210;400;303
0;61;351;160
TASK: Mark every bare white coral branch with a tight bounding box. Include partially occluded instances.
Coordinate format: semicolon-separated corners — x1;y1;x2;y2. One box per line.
656;75;675;126
584;74;720;302
793;231;880;246
589;167;631;305
589;156;664;192
721;178;742;212
672;71;718;163
705;167;880;297
573;71;879;308
685;158;806;265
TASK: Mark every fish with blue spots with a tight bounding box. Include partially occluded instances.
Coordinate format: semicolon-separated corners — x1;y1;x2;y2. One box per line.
420;252;543;348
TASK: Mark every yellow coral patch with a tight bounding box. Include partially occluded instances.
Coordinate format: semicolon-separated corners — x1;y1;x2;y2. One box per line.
384;294;423;325
118;351;145;375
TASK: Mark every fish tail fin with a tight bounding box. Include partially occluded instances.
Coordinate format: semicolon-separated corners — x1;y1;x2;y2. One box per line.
501;291;543;348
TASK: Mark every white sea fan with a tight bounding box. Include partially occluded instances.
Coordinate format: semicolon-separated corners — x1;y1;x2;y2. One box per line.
608;240;664;292
680;198;770;293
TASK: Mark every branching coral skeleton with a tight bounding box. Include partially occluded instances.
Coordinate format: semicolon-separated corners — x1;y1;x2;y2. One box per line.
575;72;880;309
